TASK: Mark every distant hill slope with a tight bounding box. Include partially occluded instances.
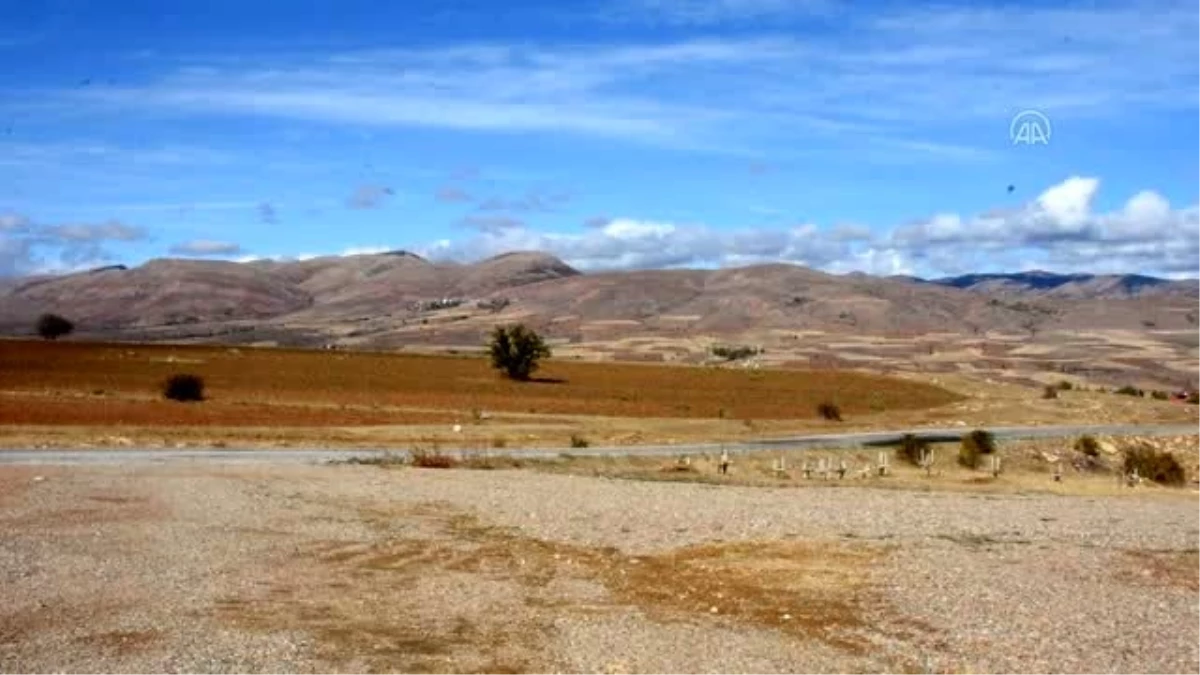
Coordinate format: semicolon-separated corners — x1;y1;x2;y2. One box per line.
0;254;1194;345
924;271;1198;300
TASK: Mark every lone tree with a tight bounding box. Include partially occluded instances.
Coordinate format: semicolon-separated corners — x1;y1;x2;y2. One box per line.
36;313;74;340
489;324;551;381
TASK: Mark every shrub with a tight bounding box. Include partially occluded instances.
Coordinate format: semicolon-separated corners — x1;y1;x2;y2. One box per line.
36;313;74;340
711;345;759;361
1150;390;1169;401
1123;445;1186;486
569;434;590;448
410;448;458;469
958;444;980;469
965;429;996;453
1056;380;1073;391
488;324;551;381
958;430;995;469
1114;385;1143;397
1042;385;1059;399
490;435;507;449
1075;434;1100;457
162;374;205;402
816;401;842;421
896;434;930;466
1189;392;1199;405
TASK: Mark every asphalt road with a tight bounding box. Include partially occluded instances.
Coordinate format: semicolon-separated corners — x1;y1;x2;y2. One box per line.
0;423;1194;466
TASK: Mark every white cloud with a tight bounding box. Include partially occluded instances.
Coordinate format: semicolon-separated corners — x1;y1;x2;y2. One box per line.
617;0;839;24
890;176;1199;275
346;184;395;210
0;214;149;276
0;213;30;231
4;177;1194;280
47;3;1194;161
1036;176;1098;228
340;246;392;256
417;217;853;272
169;239;243;256
409;176;1197;277
0;141;233;169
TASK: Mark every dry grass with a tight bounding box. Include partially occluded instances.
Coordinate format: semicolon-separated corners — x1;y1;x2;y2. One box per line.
511;439;1200;497
214;504;898;672
73;630;161;657
0;339;960;425
1115;550;1200;591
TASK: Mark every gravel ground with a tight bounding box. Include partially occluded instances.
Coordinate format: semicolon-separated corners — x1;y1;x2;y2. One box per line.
1;464;1196;673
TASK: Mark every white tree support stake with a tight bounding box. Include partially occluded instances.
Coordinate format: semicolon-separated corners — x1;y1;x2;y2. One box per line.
773;455;787;477
919;448;936;477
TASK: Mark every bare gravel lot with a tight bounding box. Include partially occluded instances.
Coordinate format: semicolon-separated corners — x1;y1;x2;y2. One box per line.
1;464;1197;673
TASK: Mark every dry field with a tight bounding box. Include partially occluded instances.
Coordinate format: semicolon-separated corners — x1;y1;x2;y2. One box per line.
0;339;957;422
0;463;1196;673
1;339;1196;451
558;327;1200;394
0;337;944;449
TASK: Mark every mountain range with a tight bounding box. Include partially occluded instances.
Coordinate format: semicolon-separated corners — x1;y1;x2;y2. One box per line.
0;252;1195;350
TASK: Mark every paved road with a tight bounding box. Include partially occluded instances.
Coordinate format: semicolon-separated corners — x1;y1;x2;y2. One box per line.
0;423;1194;466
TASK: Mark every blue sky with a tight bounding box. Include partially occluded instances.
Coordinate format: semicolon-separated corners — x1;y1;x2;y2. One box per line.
1;0;1197;278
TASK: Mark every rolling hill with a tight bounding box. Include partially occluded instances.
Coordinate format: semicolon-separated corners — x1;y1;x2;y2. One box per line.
1;253;1195;342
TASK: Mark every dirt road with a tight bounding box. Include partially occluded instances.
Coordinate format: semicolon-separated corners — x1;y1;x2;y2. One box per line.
0;422;1194;465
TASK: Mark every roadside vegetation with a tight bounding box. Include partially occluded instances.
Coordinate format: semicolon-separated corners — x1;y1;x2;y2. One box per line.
958;429;997;469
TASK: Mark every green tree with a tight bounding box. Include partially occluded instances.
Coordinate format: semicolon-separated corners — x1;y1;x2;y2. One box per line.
489;324;551;381
36;313;74;340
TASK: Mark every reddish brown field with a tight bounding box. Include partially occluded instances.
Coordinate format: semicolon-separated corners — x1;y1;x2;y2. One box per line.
0;339;961;426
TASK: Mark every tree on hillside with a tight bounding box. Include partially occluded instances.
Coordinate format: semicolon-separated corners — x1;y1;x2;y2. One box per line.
36;313;74;340
489;324;551;381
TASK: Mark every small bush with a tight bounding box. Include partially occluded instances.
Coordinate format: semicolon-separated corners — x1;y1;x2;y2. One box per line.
1189;392;1199;405
958;431;995;469
162;374;205;402
1075;434;1100;457
1042;385;1059;399
36;313;74;340
1150;390;1169;401
816;401;842;421
1123;445;1186;486
1056;380;1073;391
711;344;759;361
410;448;458;469
964;429;996;454
569;434;590;448
896;434;930;466
1114;385;1144;397
490;435;508;449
